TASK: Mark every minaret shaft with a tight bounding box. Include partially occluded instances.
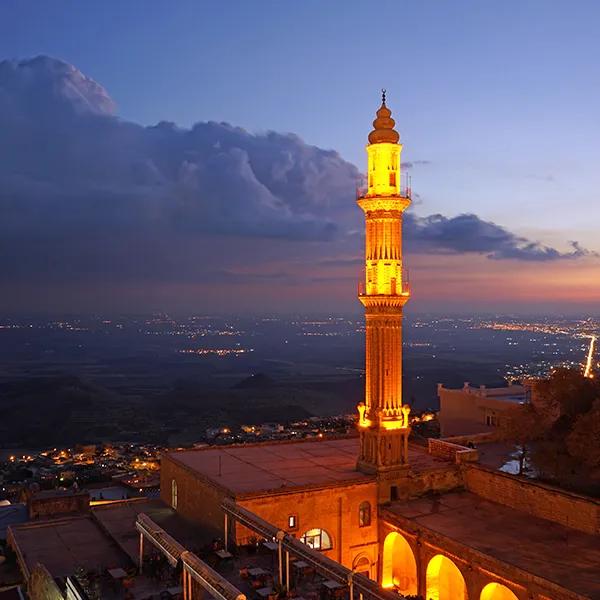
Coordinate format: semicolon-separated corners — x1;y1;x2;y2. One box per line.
357;96;411;476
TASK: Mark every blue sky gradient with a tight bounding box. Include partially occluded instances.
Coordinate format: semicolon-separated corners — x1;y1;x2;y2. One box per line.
1;1;599;313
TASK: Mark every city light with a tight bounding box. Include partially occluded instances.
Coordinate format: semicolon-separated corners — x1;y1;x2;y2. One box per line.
583;335;596;378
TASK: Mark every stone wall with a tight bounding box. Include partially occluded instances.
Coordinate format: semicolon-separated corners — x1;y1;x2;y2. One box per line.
240;480;379;577
28;491;89;520
160;452;227;538
427;438;478;464
403;467;464;498
463;464;599;535
442;431;499;445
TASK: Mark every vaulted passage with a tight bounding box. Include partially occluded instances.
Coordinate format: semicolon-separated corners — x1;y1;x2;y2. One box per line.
381;532;417;596
480;582;519;600
426;554;467;600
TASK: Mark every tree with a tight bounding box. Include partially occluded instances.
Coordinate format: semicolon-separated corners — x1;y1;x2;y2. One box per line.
498;403;546;475
533;368;599;424
566;399;600;468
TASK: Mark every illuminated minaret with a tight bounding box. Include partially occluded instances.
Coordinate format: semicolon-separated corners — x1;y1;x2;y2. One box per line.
357;91;411;479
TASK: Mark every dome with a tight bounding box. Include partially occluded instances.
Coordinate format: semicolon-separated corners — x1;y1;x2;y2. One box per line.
368;92;400;144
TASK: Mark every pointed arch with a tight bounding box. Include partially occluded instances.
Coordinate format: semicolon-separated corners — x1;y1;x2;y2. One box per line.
171;479;177;509
352;553;371;578
426;554;467;600
381;531;417;596
480;583;519;600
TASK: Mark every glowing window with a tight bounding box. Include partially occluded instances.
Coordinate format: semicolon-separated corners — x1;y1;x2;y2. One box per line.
288;515;297;529
171;479;177;509
300;528;332;551
359;501;371;527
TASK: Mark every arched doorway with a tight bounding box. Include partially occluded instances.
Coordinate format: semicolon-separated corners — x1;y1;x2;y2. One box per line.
426;554;467;600
353;554;371;579
480;583;518;600
381;532;417;596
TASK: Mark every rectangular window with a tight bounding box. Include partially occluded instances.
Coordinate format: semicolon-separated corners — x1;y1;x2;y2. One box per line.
288;515;297;529
390;485;398;501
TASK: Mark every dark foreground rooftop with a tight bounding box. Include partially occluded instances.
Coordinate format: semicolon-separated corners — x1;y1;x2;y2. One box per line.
167;437;453;495
383;491;600;598
9;515;129;578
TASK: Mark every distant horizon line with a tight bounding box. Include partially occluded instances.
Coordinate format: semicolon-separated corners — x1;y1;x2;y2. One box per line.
1;310;599;320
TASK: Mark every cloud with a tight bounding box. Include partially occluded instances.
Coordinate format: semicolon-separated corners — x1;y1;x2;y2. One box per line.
0;57;359;247
401;160;431;169
404;213;596;261
0;56;594;304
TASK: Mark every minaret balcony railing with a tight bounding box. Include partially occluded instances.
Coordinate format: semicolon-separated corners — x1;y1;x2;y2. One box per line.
355;184;411;200
358;280;410;297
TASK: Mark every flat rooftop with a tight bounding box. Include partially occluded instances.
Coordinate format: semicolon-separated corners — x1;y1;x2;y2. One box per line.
167;437;454;495
9;515;129;578
383;491;600;598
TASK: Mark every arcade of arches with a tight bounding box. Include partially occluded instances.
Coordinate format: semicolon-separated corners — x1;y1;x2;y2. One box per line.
381;533;522;600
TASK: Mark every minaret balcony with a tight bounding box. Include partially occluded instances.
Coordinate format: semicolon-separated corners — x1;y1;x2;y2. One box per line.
358;280;411;299
356;184;412;201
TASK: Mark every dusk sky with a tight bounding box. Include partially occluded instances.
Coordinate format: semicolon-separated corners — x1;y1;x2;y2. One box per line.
1;1;599;315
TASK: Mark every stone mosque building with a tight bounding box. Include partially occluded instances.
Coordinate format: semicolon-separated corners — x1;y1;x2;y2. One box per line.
161;98;599;600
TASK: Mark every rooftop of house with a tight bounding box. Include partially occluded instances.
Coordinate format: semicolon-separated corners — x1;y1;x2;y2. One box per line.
8;515;129;579
382;490;600;599
439;382;527;403
165;436;454;496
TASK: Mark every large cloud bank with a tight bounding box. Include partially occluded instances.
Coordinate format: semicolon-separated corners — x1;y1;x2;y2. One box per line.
0;56;593;289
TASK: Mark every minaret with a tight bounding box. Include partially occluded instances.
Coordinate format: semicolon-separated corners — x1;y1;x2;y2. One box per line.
357;91;411;482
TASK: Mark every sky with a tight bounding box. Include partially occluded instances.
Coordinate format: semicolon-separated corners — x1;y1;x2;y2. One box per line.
1;0;599;315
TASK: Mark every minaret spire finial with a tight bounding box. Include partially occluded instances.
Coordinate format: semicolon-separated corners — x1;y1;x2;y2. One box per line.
381;88;386;106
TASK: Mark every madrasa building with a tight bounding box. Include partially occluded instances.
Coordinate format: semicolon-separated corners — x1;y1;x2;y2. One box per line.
160;97;599;600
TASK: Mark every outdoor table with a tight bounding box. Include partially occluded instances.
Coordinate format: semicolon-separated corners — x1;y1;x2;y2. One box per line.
321;580;346;600
248;567;270;577
256;586;274;598
215;549;234;559
108;567;128;580
166;585;183;598
293;560;313;578
263;541;278;551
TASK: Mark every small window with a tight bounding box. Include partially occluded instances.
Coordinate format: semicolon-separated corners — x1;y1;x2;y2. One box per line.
288;515;297;529
389;172;396;186
359;501;371;527
390;485;398;501
171;479;178;510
